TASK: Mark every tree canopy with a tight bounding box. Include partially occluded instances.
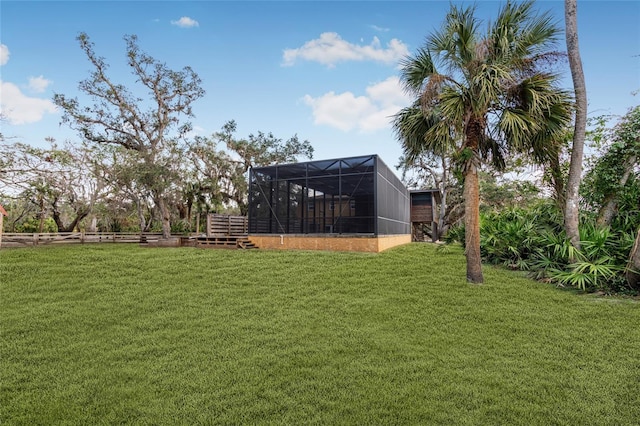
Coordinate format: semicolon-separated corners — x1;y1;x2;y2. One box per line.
53;33;205;238
394;0;573;283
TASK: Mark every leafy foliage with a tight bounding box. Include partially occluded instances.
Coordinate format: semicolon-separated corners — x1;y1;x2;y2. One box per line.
581;106;640;228
393;0;573;283
440;106;640;293
0;139;104;232
447;202;637;294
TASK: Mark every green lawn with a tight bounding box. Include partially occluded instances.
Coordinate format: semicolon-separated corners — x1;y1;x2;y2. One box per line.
1;243;639;425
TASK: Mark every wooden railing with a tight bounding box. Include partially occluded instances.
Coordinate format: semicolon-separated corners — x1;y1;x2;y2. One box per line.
0;232;171;248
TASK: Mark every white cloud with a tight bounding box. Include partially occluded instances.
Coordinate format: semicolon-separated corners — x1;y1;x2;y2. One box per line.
0;44;9;66
171;16;199;28
0;80;58;125
282;32;409;67
303;76;413;132
370;25;390;32
365;76;412;107
303;92;375;131
28;75;52;93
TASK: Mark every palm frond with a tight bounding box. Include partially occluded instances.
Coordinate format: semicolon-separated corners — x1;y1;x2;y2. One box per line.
428;4;480;76
400;48;437;95
392;105;455;162
499;73;573;159
396;0;569;184
489;0;560;64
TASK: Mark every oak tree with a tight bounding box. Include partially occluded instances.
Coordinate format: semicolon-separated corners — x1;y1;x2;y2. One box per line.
54;33;204;238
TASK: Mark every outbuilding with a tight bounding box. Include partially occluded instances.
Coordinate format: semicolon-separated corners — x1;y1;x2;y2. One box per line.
247;154;411;252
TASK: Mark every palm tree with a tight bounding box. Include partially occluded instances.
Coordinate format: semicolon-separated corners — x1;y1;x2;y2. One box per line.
564;0;587;251
394;1;572;283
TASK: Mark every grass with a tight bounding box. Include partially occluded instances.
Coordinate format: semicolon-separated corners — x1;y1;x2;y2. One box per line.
1;243;639;425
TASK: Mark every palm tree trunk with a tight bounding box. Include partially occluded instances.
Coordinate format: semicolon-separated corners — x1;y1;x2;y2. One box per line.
464;163;483;283
564;0;587;251
463;117;485;284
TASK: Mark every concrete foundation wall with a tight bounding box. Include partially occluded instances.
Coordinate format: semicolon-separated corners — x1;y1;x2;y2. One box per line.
248;234;411;253
376;234;412;252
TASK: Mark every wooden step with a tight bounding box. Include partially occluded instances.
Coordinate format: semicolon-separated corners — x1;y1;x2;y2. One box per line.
195;236;258;250
237;238;258;250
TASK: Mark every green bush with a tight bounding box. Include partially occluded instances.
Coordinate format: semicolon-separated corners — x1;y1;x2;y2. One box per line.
14;217;58;233
444;202;636;294
170;219;192;235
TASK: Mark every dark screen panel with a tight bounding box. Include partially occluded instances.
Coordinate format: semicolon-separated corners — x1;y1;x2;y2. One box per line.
249;155;408;235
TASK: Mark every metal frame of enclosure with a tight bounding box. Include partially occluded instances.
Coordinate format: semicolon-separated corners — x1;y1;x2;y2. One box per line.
248;155;410;236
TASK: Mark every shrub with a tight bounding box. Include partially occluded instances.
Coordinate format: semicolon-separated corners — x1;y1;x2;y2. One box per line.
15;217;58;233
442;201;636;294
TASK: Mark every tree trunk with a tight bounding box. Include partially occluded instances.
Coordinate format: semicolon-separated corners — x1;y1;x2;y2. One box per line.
596;194;617;227
627;227;640;290
157;196;172;239
130;195;146;234
51;196;89;233
38;197;45;233
60;211;89;233
596;154;636;227
51;198;64;232
186;199;193;230
88;216;97;232
438;189;447;240
564;0;587;251
437;156;448;240
549;150;566;213
463;117;484;284
464;163;483;283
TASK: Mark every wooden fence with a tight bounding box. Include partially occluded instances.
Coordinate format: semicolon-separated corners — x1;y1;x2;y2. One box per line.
206;214;248;237
0;232;168;248
1;214;251;248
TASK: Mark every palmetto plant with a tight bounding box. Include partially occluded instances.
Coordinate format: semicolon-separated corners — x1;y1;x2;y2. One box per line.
551;257;624;292
551;224;637;292
579;223;618;259
393;0;573;283
443;202;636;293
481;211;538;269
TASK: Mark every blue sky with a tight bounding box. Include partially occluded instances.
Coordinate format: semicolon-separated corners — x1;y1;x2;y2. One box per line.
1;0;639;171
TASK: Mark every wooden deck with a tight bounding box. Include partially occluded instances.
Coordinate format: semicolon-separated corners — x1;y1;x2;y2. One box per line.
195;235;258;250
196;214;258;249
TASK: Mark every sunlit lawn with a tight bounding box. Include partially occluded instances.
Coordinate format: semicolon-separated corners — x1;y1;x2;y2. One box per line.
1;243;639;424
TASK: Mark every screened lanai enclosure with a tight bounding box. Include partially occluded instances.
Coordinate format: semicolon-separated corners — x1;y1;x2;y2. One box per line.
248;155;410;243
